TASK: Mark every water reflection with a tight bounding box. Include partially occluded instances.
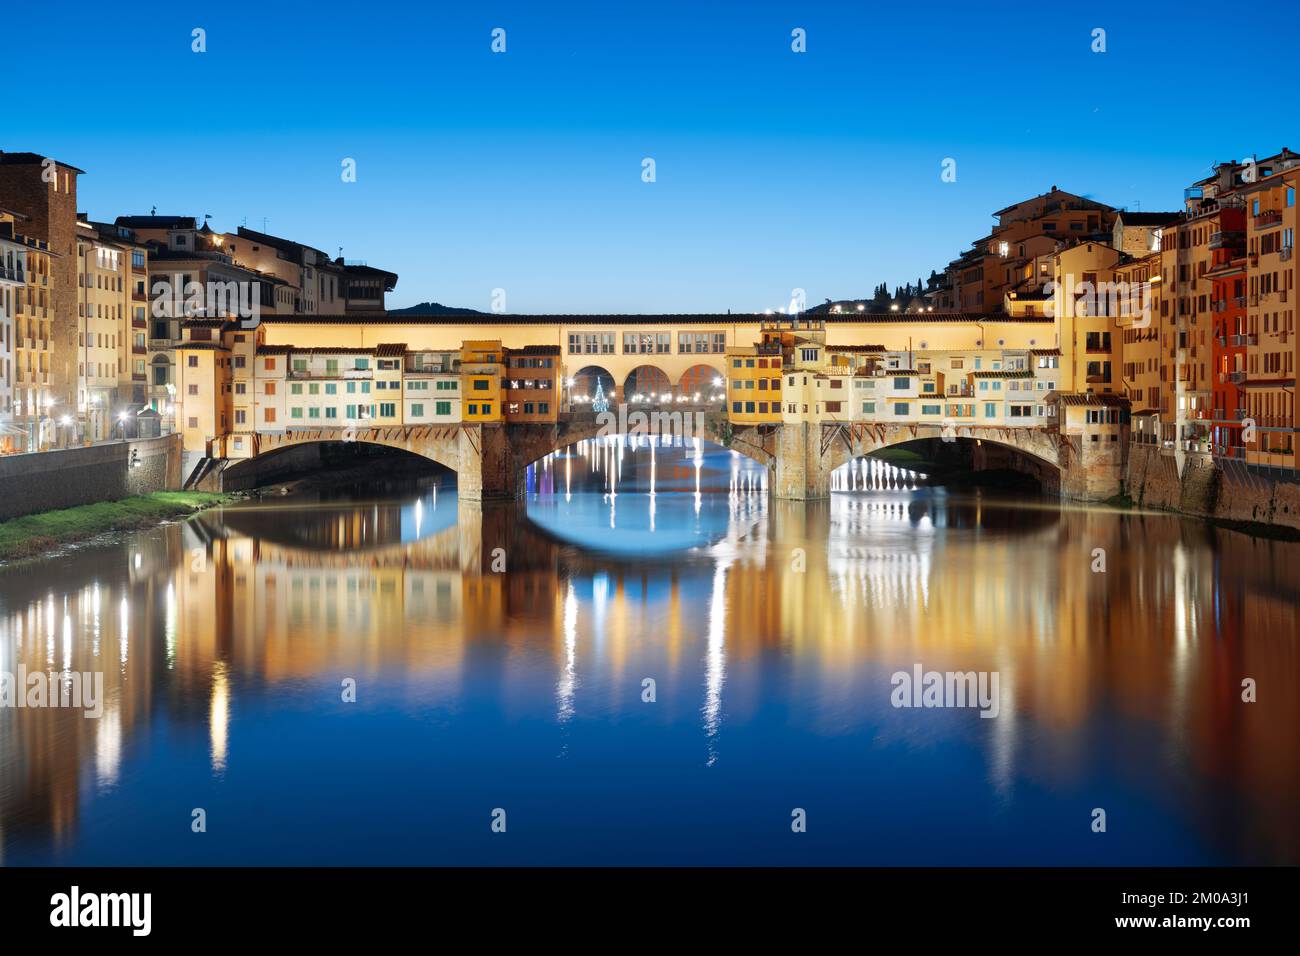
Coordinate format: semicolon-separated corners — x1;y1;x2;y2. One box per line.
0;440;1297;865
831;456;926;492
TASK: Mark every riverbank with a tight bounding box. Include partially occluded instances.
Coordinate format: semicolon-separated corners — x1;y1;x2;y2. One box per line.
0;491;231;561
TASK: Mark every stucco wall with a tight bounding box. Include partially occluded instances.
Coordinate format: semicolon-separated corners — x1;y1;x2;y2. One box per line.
0;435;183;521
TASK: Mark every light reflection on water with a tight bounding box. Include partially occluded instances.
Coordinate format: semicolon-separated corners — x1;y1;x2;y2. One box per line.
0;436;1296;866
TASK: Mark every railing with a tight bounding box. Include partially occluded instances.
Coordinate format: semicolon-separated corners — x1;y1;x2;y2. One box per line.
1254;209;1283;228
1282;246;1294;262
1227;370;1247;384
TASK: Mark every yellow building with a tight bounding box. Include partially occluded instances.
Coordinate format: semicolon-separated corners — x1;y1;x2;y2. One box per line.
725;343;783;425
176;319;233;456
459;339;504;423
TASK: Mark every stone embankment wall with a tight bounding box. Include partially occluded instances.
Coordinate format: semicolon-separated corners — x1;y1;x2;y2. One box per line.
1126;442;1300;532
0;435;183;521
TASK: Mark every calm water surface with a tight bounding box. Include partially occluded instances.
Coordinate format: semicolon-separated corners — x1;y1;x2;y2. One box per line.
1;436;1296;865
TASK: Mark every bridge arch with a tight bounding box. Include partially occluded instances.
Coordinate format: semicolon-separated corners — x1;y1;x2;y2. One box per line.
677;363;725;401
215;427;463;491
622;365;673;403
821;423;1061;492
569;365;616;405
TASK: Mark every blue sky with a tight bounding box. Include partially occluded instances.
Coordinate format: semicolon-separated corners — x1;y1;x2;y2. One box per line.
9;0;1299;312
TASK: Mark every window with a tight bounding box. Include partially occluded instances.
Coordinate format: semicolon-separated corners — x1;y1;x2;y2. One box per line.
481;403;492;415
379;403;396;417
921;404;941;415
291;407;303;419
473;378;490;390
325;407;337;419
264;408;276;423
862;401;875;414
468;404;478;415
435;401;451;416
984;402;997;417
187;355;198;368
893;377;909;389
411;404;424;417
893;402;909;416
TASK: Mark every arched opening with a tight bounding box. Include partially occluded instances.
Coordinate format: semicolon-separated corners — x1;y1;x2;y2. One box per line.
221;440;455;496
623;365;673;404
524;434;768;552
833;436;1059;494
569;365;616;406
677;363;725;403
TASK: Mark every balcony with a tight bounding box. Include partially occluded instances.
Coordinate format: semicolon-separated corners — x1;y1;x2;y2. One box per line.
1254;209;1283;228
1208;230;1244;250
0;265;22;283
1282;246;1294;262
1227;371;1247;384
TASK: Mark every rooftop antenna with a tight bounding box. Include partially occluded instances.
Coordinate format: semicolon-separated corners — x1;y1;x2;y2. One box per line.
150;205;157;215
261;218;269;232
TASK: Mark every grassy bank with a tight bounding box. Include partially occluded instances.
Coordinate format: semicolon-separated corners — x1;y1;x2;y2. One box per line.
0;492;230;561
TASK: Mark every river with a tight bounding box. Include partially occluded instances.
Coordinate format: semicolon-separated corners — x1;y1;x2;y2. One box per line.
0;435;1296;865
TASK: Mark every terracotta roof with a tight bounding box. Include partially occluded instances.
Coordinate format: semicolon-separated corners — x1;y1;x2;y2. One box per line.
1117;211;1182;226
374;343;407;357
827;344;887;352
1046;391;1130;407
972;369;1034;379
256;344;376;355
174;341;229;351
511;344;562;355
1030;348;1062;356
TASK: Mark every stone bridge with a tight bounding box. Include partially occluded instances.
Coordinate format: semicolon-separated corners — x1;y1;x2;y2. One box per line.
733;420;1075;499
204;412;1113;501
209;404;736;499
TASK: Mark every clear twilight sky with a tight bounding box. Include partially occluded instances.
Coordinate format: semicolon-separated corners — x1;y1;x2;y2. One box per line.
9;0;1299;313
